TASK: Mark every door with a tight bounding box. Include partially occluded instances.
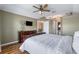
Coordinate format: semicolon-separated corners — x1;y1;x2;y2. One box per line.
37;21;44;33
43;21;49;34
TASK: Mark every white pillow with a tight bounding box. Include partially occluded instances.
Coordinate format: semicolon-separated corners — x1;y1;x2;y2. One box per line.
73;31;79;54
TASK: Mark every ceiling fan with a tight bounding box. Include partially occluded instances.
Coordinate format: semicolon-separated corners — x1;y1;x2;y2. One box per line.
33;4;50;14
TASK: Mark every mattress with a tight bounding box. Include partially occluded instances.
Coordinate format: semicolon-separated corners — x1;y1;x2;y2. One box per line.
20;34;73;54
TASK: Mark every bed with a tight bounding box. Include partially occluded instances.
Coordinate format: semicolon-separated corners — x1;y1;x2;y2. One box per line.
19;34;75;54
73;31;79;54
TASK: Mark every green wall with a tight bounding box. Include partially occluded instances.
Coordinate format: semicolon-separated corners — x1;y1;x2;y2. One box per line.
0;10;37;44
0;12;2;48
63;15;79;36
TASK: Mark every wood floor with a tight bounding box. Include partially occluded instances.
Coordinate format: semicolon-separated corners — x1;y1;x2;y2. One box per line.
1;43;28;54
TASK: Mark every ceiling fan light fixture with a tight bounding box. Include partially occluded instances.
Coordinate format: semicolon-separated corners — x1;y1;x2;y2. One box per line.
39;11;43;14
39;11;41;14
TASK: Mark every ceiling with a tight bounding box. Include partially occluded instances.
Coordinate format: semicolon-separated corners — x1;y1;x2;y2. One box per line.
0;4;79;19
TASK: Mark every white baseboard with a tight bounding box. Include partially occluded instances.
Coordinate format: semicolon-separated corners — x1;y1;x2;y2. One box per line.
0;47;1;52
1;41;18;47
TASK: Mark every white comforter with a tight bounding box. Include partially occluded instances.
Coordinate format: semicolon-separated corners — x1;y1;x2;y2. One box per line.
20;34;73;54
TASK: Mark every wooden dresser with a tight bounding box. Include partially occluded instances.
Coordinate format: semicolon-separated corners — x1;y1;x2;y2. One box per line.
18;30;37;43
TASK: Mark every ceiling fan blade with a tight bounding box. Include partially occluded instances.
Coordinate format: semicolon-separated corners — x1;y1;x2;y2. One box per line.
43;10;50;12
44;4;48;8
33;10;39;13
39;5;43;9
33;6;40;9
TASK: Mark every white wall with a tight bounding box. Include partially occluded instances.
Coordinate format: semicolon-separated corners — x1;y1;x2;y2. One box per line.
62;15;79;35
73;4;79;13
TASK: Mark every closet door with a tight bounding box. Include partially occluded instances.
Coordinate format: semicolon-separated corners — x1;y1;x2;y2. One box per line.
37;21;44;33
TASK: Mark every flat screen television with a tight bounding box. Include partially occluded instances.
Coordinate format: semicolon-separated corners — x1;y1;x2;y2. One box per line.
26;21;33;26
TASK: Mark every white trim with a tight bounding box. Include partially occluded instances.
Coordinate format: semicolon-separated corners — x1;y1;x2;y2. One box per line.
0;46;1;52
1;41;18;47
